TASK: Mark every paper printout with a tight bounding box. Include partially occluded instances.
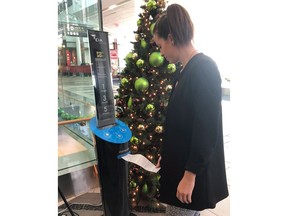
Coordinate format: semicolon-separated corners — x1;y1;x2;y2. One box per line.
121;154;160;173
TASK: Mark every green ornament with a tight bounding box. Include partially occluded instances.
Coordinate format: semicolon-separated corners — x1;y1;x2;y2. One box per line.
149;52;164;67
142;183;148;194
147;0;157;10
145;104;155;112
128;96;133;108
150;22;155;35
167;63;176;73
130;136;139;144
130;181;137;188
136;59;145;68
135;77;149;92
137;19;141;26
121;78;129;85
125;52;133;64
140;39;147;49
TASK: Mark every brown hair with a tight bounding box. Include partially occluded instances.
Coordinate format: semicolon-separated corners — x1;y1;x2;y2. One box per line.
154;4;194;46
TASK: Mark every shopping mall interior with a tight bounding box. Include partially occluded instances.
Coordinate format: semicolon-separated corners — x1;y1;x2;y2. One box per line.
3;0;288;216
0;0;288;216
57;0;231;215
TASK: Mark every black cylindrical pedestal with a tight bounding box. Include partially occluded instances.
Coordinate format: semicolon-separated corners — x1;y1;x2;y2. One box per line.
90;118;132;216
95;136;129;216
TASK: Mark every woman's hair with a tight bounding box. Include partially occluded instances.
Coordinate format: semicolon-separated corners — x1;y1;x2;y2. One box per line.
154;4;194;46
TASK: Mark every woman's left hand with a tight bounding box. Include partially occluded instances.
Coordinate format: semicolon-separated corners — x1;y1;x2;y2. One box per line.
176;171;196;204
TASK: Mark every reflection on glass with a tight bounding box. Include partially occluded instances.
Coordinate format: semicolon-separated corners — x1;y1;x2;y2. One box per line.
58;0;101;173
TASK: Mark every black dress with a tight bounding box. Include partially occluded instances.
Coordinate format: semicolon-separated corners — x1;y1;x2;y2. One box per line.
159;53;229;211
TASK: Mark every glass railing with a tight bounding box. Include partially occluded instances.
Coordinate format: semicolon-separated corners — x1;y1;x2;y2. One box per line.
58;0;102;176
58;117;97;176
58;70;96;137
58;72;97;176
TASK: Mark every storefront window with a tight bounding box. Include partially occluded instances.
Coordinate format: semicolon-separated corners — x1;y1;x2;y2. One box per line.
58;0;102;69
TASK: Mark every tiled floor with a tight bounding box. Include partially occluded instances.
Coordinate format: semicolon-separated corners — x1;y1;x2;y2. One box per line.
58;76;231;216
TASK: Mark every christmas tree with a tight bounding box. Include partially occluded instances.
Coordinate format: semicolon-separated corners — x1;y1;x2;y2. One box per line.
115;0;180;211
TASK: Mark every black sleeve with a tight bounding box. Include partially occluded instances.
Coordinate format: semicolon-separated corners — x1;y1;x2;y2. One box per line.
185;58;222;175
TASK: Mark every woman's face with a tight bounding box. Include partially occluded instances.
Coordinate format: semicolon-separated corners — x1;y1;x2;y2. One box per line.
153;34;178;64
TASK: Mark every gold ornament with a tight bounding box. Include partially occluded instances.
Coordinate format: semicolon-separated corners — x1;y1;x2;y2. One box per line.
138;124;145;131
132;53;138;60
166;85;172;92
135;34;140;41
155;126;163;133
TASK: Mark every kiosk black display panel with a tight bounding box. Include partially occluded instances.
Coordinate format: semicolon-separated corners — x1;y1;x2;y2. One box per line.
88;30;116;128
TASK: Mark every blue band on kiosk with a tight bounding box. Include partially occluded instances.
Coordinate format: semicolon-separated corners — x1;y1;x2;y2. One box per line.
89;117;132;144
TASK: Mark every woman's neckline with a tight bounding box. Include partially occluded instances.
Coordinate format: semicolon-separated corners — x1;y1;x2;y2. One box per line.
180;51;200;73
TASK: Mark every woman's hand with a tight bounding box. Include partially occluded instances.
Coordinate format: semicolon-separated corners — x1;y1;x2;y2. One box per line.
176;171;196;204
156;156;162;168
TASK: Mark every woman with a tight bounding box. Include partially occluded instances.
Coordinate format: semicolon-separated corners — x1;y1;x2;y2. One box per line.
153;4;229;216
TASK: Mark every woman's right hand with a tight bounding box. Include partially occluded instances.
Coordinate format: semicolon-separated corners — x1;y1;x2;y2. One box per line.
156;156;162;168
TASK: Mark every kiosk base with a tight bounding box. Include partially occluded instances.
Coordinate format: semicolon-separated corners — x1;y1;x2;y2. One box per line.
90;117;133;216
95;136;130;216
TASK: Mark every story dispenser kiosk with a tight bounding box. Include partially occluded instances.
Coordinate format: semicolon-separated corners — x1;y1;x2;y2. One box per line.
88;30;133;216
